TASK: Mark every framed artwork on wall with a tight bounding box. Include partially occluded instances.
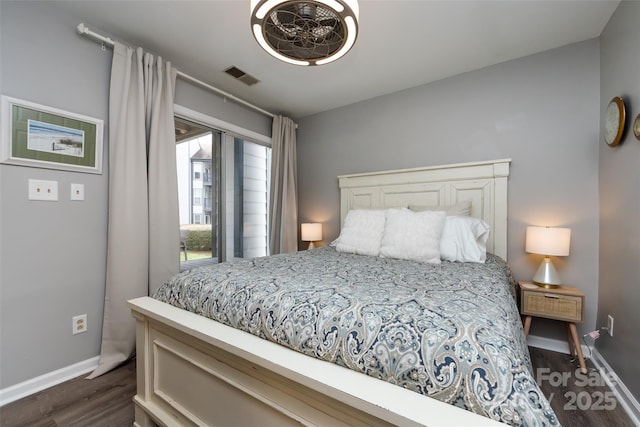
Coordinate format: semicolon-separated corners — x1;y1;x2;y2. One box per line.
633;113;640;142
1;96;103;174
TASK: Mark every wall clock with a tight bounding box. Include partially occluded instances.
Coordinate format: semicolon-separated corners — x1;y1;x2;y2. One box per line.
633;114;640;141
604;96;625;147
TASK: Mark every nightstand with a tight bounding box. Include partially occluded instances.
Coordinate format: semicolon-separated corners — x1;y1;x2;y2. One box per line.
519;281;586;373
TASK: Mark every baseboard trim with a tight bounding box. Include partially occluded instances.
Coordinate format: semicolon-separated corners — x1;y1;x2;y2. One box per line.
528;334;640;426
0;356;99;407
590;348;640;426
526;333;590;356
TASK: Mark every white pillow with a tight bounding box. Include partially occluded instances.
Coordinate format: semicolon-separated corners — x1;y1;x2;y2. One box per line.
379;208;446;264
332;209;387;256
408;200;471;216
439;216;490;263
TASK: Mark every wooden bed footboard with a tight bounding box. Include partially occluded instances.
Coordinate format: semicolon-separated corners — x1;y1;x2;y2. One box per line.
129;297;505;427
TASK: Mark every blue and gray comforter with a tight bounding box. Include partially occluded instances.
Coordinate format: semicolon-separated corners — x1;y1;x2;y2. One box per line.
153;247;559;426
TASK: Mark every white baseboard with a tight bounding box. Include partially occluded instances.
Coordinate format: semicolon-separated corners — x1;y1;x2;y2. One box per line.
0;356;99;407
526;333;590;356
527;334;568;354
590;348;640;426
528;334;640;426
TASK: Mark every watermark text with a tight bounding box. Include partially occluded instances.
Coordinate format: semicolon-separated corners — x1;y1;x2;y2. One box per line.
536;368;617;411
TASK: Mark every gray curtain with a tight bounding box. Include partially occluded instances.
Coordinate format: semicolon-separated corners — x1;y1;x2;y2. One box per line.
269;116;298;254
88;42;179;378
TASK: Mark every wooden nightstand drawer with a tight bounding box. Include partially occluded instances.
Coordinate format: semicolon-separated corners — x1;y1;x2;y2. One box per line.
521;291;583;322
518;281;586;373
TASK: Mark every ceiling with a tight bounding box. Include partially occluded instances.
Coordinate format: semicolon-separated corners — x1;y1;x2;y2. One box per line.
49;0;619;119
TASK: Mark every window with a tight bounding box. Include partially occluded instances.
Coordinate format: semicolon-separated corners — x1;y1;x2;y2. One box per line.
193;188;202;206
226;137;271;260
175;116;270;267
176;118;217;265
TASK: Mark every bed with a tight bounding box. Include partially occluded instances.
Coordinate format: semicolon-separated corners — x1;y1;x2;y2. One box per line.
129;159;558;427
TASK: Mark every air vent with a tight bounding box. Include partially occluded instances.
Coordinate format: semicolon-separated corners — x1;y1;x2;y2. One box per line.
224;66;260;86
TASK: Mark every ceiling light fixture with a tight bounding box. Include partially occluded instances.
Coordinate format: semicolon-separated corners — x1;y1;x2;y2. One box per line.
250;0;359;66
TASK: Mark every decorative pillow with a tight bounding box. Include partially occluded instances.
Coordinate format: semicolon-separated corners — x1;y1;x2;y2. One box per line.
439;216;490;263
408;200;471;216
379;208;446;264
332;209;387;256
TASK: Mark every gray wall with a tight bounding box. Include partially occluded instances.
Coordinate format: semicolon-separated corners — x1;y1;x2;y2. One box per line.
4;0;635;400
597;0;640;400
297;40;601;341
174;80;271;137
0;1;269;389
0;1;110;389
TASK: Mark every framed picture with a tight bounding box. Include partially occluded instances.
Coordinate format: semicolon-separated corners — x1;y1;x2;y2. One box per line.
1;96;103;174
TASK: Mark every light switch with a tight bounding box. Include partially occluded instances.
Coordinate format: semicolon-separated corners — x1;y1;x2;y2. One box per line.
28;179;58;201
70;183;85;201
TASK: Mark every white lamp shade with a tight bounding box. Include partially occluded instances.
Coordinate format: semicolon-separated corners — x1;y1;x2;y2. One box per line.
301;223;322;242
525;226;571;256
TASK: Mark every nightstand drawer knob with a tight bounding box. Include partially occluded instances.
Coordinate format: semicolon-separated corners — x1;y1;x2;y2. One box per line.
544;294;560;299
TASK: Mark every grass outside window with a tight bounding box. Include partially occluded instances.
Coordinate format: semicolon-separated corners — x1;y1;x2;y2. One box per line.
180;250;211;262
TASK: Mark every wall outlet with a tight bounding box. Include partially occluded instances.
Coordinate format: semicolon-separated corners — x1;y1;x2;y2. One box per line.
70;183;85;201
72;314;88;335
607;314;614;337
28;179;58;201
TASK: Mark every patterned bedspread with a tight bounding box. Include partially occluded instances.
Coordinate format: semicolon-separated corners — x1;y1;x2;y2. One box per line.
153;247;559;426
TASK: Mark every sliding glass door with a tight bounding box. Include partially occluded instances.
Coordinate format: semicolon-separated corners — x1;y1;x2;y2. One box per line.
223;135;271;260
175;118;220;266
175;117;270;268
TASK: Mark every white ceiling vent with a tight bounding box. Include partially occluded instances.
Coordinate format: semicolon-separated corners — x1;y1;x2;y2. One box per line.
224;66;260;86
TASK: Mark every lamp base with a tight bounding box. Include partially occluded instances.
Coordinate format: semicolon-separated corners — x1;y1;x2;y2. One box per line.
532;256;563;288
535;282;560;289
307;241;316;250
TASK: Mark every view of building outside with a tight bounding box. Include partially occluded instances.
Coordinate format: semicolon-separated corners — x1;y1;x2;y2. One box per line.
176;133;213;226
175;125;270;263
176;132;216;262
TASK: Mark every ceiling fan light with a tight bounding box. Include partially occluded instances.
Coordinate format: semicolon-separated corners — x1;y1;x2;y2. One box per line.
315;15;356;65
296;3;317;18
251;0;359;66
252;23;310;66
317;0;345;13
251;0;281;20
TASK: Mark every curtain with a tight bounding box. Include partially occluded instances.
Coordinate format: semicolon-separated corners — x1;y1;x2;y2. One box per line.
88;42;179;378
269;115;298;254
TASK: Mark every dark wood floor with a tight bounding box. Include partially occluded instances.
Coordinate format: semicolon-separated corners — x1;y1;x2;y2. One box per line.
529;347;636;427
1;359;136;427
1;348;635;426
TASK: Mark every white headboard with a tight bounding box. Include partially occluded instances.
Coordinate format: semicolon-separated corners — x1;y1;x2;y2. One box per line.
338;159;511;260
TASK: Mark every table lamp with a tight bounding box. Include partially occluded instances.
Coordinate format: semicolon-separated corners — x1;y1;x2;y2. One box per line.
525;226;571;288
301;223;322;249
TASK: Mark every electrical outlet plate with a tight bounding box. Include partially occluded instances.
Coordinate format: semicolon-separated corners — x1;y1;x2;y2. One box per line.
72;314;88;335
607;314;614;337
70;183;85;201
28;179;58;201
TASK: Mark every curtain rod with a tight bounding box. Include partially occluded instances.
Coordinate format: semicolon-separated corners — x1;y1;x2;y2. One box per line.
77;23;276;119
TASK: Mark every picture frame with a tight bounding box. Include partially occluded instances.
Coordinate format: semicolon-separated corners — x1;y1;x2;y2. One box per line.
1;95;103;174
